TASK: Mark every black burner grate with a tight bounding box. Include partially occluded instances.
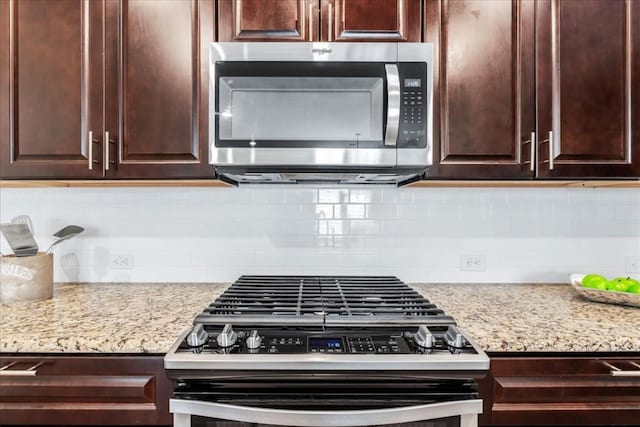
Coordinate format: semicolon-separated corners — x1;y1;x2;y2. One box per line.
196;276;454;326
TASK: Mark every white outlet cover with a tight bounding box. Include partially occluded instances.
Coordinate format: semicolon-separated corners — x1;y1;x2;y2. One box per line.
626;257;640;273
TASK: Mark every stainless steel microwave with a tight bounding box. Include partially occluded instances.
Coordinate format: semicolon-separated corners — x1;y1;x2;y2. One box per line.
209;42;433;185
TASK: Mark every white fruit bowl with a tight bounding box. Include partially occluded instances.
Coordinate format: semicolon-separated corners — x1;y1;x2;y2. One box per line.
569;273;640;308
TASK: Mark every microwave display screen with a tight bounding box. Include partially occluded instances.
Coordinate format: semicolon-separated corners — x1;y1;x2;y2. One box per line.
218;76;383;142
404;79;421;88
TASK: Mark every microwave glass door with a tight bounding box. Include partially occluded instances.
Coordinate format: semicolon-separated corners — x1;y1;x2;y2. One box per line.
214;62;389;149
218;77;383;142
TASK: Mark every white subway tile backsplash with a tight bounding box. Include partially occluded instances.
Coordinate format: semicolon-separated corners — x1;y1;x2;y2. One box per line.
318;220;349;236
349;188;382;204
253;188;287;204
365;204;397;219
285;188;318;204
334;204;366;219
299;204;333;219
381;189;414;204
397;204;428;220
1;186;638;283
318;188;349;203
348;220;382;235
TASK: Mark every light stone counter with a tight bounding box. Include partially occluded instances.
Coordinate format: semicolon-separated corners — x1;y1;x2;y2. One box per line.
0;283;228;353
412;283;640;352
1;282;639;353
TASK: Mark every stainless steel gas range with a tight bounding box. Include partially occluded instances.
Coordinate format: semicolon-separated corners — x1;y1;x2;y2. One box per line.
165;276;489;427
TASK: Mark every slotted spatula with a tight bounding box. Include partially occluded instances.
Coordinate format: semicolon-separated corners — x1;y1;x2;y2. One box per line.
0;223;39;256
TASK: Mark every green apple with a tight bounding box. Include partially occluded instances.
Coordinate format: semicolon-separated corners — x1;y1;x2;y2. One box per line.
611;276;637;292
625;277;640;287
587;280;608;290
581;274;607;290
606;279;630;292
581;274;607;289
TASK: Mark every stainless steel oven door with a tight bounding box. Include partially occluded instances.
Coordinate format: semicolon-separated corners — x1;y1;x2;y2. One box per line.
171;398;482;427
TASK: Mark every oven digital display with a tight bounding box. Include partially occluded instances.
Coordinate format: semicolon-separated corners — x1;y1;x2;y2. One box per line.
404;79;421;88
309;338;342;349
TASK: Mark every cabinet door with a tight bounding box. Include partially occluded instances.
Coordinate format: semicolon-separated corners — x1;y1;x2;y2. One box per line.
320;0;421;42
425;0;536;179
536;0;640;178
218;0;317;42
479;356;640;426
0;0;104;179
0;355;173;425
104;0;213;179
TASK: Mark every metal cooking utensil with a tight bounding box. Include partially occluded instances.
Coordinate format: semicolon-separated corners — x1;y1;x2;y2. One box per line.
10;214;37;255
0;223;39;257
11;215;35;235
45;225;84;254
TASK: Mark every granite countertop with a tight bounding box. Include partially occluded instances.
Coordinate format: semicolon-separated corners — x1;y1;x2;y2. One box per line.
0;283;228;353
1;282;639;353
412;283;640;352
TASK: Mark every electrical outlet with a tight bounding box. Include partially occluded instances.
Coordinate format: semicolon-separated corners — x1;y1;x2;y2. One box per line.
460;255;487;272
110;254;134;270
626;257;640;273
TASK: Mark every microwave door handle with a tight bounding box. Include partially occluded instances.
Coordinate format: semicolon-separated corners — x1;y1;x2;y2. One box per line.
384;64;401;146
171;399;482;427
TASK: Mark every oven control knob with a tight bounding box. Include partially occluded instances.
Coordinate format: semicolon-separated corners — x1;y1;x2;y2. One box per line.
444;326;466;348
414;325;434;348
245;330;262;350
216;324;238;348
186;324;208;347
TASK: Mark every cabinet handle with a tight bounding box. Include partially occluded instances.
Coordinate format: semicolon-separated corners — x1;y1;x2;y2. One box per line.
0;361;44;376
328;3;333;42
88;130;100;171
522;131;535;172
530;131;536;172
548;130;554;170
541;130;554;170
104;131;116;171
308;2;313;41
301;0;305;41
602;361;640;377
105;130;110;171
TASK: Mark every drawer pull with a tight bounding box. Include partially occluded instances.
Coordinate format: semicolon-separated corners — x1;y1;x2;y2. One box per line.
603;361;640;377
0;361;44;376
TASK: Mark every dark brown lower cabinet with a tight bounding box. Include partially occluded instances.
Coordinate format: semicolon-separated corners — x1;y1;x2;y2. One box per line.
478;354;640;426
0;354;172;426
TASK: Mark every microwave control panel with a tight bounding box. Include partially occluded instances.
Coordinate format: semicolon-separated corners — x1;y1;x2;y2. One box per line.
397;63;428;149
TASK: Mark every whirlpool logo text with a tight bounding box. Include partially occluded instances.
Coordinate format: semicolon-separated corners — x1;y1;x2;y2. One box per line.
312;48;332;55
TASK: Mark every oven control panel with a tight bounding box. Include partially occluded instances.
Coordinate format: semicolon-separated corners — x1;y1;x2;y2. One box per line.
178;325;478;356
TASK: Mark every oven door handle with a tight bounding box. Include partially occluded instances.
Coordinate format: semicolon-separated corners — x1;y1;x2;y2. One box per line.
384;64;401;147
170;398;482;427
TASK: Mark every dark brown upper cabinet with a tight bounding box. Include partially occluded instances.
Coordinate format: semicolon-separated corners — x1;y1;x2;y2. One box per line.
1;0;213;180
103;0;213;178
0;0;104;179
218;0;317;41
217;0;420;43
536;0;640;178
320;0;421;42
424;0;536;179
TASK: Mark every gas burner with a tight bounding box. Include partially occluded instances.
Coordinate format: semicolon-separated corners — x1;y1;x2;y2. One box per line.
198;275;454;326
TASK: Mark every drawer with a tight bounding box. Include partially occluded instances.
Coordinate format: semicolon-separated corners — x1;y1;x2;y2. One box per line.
0;354;173;425
479;355;640;426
